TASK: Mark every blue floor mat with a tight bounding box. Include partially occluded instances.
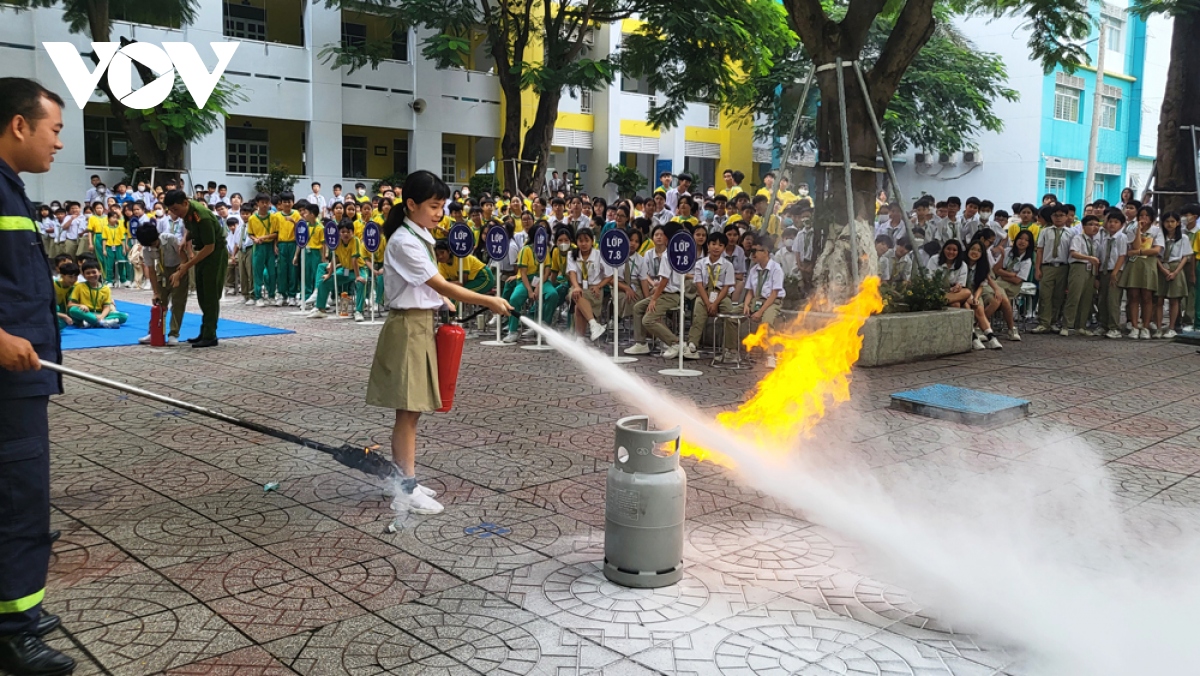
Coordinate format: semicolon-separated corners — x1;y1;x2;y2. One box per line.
61;301;292;350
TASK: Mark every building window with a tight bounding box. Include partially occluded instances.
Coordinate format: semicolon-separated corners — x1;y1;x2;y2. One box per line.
224;3;266;42
83;115;129;168
1093;176;1106;200
392;27;409;61
1105;17;1124;52
1045;169;1068;196
1100;95;1118;130
708;104;719;129
580;89;592;114
341;22;367;49
1053;85;1080;123
343;135;367;178
442;142;457;184
226;127;269;175
393;137;408;176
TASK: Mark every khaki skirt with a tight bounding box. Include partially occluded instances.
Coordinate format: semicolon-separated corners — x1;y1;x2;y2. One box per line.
365;309;441;412
1159;268;1189;299
996;278;1022;301
579;287;604;309
1119;256;1159;292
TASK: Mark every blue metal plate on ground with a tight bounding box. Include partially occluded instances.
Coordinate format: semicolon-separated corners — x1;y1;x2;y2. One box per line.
890;384;1030;425
1174;330;1200;346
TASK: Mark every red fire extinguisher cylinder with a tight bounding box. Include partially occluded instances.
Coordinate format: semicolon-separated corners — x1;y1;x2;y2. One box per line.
150;302;165;347
435;323;466;412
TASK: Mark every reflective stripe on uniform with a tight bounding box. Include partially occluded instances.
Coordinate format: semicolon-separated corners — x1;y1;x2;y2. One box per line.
0;216;36;232
0;588;44;613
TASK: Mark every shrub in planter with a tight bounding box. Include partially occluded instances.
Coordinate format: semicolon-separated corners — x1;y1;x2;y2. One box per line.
881;269;948;314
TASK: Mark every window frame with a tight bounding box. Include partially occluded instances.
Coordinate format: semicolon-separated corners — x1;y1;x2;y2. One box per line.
1099;95;1118;130
342;135;368;179
224;2;267;42
1045;169;1068;197
441;142;457;184
393;137;409;176
226;127;270;175
1053;85;1081;123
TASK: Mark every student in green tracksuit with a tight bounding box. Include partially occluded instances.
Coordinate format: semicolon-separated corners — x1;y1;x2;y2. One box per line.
163;192;227;348
297;201;326;302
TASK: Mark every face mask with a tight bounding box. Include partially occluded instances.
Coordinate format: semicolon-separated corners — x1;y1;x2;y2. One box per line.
783;217;794;227
97;188;106;195
137;186;145;192
784;238;794;248
462;188;470;197
706;189;715;198
154;209;163;217
702;210;714;221
557;242;570;253
980;211;992;222
798;188;809;197
357;189;366;196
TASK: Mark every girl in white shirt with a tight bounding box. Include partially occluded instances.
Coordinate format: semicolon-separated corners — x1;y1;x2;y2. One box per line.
1156;212;1192;338
568;228;612;341
1119;206;1165;339
928;239;971;307
365;171;511;515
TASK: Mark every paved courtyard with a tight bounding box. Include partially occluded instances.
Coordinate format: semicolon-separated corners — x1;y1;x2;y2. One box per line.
41;292;1200;675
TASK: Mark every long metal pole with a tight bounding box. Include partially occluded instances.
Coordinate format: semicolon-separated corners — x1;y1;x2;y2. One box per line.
1084;20;1107;205
851;61;918;279
765;66;816;223
834;58;859;283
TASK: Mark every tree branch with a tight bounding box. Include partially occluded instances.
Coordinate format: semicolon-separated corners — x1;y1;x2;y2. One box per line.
782;0;832;62
868;0;937;103
841;0;889;54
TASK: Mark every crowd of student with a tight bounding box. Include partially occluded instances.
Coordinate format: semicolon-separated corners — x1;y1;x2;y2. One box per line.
35;170;1200;360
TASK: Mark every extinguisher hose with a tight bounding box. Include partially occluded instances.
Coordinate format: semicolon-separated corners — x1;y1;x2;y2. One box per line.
40;361;398;479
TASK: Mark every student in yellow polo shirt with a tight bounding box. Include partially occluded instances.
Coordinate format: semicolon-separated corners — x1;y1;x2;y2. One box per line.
297;201;326;304
274;191;301;305
246;192;279;305
100;209;132;286
435;240;494;299
306;221;369;321
67;260;128;328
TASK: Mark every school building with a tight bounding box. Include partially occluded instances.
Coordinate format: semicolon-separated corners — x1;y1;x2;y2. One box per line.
892;1;1173;210
0;3;754;203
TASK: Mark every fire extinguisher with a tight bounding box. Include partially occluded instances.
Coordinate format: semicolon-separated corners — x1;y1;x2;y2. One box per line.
434;322;466;413
150;301;165;347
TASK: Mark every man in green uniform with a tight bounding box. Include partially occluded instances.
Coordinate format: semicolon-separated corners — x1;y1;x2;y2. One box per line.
163;191;227;348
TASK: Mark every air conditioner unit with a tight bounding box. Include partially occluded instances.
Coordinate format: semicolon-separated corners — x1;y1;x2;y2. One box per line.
939;152;956;165
914;152;933;167
962;150;982;165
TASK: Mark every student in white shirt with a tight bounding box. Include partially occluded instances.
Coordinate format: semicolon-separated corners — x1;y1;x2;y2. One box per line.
1097;211;1129;338
1032;204;1073;333
567;228;613;341
741;239;786;368
135;223;189;345
625;224;684;356
687;231;736;360
1156;212;1192;338
614;228;646;320
365;171;510;515
305;182;329;217
928;239;970;306
1062;215;1102;336
1119;205;1165;339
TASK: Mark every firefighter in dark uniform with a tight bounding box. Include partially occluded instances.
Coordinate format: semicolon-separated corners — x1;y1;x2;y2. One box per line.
163;192;227;348
0;78;76;675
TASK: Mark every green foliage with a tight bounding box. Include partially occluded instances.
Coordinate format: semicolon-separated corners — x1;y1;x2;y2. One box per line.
745;5;1018;155
254;163;299;197
603;164;648;199
618;0;797;129
958;0;1093;73
881;270;949;313
468;173;500;197
371;173;408;195
122;80;244;150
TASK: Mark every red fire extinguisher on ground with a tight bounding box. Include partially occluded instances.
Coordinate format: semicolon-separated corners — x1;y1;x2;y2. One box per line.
435;322;465;412
150;301;165;347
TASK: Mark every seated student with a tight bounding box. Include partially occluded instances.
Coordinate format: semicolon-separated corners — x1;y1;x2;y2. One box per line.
687;231;736;360
875;234;895;282
306;220;369;321
1063;214;1103;337
54;262;80;329
67;260;128;328
435;239;494;301
546;227;575;318
503;221;561;343
962;240;1004;350
891;237;916;284
614;228;645;319
626;224;684;356
567;228;612;341
741;237;786;368
672;197;700;229
135;223;188;346
928;239;970;307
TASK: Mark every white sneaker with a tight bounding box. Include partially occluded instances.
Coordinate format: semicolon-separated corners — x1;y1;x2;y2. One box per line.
1077;329;1095;337
406;490;444;515
521;327;537;338
766;355;777;368
1153;330;1164;339
588;320;606;341
272;298;283;307
683;343;701;360
101;318;121;329
354;312;365;322
244;299;256;305
972;337;985;351
1059;328;1070;337
416;484;437;498
1150;322;1158;331
1164;329;1178;339
255;299;266;307
306;308;327;319
166;336;179;346
986;337;1003;349
1128;328;1141;339
624;342;651;355
138;335;152;345
1008;328;1021;341
1106;330;1122;339
502;332;520;344
487;315;499;328
1184;325;1195;333
1140;328;1152;340
662;344;680;359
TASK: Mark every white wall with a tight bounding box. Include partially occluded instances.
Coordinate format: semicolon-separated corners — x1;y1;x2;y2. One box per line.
1137;13;1172;159
892;15;1046;209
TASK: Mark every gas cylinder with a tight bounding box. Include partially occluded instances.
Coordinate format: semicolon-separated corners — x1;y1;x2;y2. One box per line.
604;415;685;588
434;322;465;413
150;302;165;347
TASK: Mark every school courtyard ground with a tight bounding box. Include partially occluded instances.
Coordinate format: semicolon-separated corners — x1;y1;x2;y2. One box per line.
44;291;1200;676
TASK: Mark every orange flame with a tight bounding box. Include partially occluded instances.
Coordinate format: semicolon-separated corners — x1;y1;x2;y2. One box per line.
680;277;884;465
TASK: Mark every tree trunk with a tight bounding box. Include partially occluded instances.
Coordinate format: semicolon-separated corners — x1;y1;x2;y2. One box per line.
518;89;562;195
497;79;524;194
1153;9;1200;213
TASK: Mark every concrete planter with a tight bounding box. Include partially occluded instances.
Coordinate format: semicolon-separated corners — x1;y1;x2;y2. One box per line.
782;308;974;367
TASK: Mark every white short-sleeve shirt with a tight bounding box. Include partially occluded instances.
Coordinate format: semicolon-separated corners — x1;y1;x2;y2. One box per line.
384;219;443;310
747;259;786;299
566;249;610;289
694;255;736;301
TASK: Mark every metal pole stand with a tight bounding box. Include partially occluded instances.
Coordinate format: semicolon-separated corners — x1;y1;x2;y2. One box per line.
481;262;517;347
522;261;555;351
659;285;701;377
360;267;383;325
612;283;637;364
287;250;309;315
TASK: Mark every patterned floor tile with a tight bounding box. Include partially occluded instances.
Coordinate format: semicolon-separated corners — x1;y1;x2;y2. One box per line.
71;604;253;675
